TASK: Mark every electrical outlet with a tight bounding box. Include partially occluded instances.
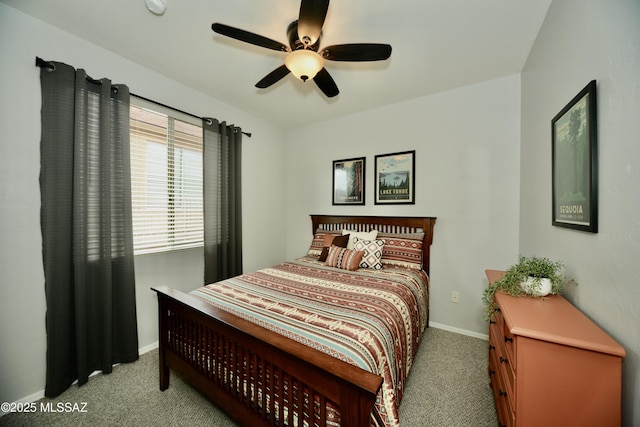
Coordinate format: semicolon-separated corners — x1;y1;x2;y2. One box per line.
451;291;460;303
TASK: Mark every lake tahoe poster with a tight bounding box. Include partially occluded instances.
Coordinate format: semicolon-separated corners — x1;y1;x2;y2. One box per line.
375;150;415;204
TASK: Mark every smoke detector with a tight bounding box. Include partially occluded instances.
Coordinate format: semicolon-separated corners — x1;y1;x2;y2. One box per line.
145;0;167;16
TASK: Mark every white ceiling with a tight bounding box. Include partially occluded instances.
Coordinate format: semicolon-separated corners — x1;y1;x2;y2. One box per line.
3;0;551;129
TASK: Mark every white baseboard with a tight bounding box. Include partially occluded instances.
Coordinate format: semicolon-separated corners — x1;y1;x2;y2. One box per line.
429;322;489;341
139;341;159;354
2;389;45;411
1;341;161;417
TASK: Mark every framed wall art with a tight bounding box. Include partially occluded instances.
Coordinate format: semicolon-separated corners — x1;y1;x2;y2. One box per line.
552;80;598;233
374;150;415;204
332;157;365;205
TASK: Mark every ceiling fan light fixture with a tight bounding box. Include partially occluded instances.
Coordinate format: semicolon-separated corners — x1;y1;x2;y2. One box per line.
285;49;324;82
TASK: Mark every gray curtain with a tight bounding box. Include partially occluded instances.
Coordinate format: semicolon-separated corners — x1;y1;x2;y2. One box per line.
38;59;139;397
203;118;243;284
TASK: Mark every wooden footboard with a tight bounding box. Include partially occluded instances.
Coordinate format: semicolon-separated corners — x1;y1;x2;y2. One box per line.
153;285;383;427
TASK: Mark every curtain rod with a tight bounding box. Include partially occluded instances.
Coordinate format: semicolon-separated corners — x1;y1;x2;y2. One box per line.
36;56;105;86
131;93;251;138
35;57;251;138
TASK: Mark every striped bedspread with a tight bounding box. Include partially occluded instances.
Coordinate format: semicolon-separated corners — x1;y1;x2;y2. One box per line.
190;256;430;427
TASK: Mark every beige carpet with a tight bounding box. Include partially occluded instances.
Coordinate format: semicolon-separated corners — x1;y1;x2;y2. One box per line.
0;327;497;426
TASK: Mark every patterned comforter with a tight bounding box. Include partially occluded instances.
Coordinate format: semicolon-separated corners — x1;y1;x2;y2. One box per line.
190;256;430;427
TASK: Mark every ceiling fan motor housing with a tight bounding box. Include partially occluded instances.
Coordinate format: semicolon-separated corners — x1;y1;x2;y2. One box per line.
287;21;321;52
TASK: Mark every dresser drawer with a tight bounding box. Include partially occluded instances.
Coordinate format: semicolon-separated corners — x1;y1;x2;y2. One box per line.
488;332;499;389
493;308;517;369
490;320;516;415
502;326;516;370
488;340;514;427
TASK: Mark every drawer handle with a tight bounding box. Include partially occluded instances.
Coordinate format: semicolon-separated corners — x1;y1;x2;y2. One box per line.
499;389;507;397
504;336;513;343
489;319;496;324
489;344;495;351
500;356;508;364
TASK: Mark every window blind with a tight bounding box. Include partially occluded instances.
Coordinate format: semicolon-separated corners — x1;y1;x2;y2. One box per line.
130;102;203;254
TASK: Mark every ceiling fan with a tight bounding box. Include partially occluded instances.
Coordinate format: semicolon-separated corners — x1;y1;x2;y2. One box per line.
211;0;392;98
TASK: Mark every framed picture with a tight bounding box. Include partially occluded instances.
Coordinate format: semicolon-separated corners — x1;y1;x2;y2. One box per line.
374;150;415;204
332;157;365;205
552;80;598;233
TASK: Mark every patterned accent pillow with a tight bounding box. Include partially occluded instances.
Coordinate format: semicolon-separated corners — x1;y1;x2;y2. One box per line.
378;232;425;270
308;229;342;257
353;237;385;270
318;234;350;262
325;245;365;271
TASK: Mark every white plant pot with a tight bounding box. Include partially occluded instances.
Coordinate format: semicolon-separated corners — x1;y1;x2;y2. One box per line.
520;277;552;296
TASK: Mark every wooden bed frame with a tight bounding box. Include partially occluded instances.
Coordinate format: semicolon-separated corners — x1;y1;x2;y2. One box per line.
152;215;436;427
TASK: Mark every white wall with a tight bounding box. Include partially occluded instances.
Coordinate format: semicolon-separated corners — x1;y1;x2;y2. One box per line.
284;74;521;336
520;0;640;424
0;3;287;405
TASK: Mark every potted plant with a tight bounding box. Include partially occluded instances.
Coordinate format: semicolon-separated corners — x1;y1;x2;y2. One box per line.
482;255;576;321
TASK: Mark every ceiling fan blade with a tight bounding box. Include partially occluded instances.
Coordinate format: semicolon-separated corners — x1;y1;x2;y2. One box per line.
313;68;339;98
297;0;329;46
255;65;291;89
212;23;289;52
320;44;392;61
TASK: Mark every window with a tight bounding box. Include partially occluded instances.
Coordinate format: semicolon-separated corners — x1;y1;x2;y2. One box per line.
130;101;203;254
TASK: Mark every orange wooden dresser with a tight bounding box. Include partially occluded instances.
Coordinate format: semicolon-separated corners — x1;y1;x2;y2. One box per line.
485;270;625;427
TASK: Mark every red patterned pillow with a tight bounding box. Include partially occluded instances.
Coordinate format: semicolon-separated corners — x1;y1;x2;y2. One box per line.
325;245;365;271
378;232;425;270
318;234;350;262
308;229;342;257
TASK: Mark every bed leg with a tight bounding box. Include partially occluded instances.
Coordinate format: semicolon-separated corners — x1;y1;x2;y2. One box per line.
157;296;170;391
159;363;170;391
159;346;170;391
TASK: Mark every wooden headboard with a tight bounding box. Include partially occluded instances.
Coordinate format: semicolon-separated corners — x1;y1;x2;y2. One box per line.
310;214;437;275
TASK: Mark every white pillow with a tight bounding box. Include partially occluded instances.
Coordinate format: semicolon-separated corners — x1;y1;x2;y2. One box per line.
342;229;378;249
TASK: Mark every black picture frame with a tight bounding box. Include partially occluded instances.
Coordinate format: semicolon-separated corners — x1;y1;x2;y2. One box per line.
374;150;415;205
552;80;598;233
332;157;365;205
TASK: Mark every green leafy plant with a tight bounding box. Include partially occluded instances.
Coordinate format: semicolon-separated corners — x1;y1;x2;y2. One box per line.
482;255;577;321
